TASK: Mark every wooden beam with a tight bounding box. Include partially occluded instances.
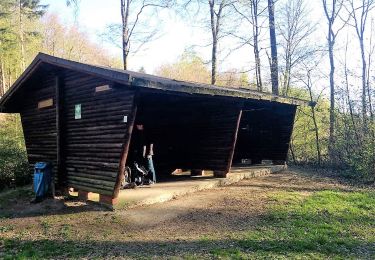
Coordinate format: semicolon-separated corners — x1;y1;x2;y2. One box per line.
112;92;138;198
55;75;66;192
226;108;243;174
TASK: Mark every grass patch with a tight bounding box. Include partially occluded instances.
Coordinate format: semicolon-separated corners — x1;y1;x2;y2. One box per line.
211;248;244;259
0;239;91;259
0;186;33;209
225;190;375;259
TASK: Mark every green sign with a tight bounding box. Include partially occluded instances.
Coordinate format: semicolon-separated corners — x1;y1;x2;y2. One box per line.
75;104;81;119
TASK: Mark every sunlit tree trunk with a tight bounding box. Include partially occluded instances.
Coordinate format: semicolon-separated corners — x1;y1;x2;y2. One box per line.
121;0;130;70
251;0;262;91
19;0;26;71
267;0;279;94
209;0;224;85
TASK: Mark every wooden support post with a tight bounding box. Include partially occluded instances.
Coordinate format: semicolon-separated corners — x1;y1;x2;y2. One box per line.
213;171;227;178
55;75;66;195
99;194;118;206
223;108;243;176
191;169;204;176
78;190;89;201
113;92;138;199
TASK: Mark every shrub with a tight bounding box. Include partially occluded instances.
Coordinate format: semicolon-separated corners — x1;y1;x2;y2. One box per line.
0;114;30;190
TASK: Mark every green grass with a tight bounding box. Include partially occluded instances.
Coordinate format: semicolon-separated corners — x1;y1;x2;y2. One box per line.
1;239;91;260
214;190;375;259
1;189;374;259
0;186;33;209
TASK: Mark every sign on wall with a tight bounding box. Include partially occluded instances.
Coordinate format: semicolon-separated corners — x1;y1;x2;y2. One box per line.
75;104;81;119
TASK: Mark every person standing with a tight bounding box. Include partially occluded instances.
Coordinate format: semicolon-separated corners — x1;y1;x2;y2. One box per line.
131;123;156;184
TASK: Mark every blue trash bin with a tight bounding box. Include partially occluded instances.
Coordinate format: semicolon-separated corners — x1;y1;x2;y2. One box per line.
33;162;51;199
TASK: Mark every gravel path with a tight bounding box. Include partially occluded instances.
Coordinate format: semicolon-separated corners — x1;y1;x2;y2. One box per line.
0;168;361;258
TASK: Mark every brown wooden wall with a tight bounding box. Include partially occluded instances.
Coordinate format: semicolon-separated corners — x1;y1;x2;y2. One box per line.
19;74;58;176
63;70;135;195
15;67;135;196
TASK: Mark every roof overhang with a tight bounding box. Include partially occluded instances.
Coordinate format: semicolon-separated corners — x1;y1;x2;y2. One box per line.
0;53;313;111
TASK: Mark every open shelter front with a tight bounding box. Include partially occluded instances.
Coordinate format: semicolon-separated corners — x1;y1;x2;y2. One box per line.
130;91;242;179
0;53;310;205
232;101;297;166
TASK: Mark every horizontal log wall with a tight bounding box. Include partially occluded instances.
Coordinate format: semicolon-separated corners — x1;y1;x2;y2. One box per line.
63;70;135;195
20;74;58;178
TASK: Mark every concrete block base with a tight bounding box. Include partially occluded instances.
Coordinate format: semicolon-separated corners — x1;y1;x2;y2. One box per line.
99;194;118;206
213;171;227;178
78;191;89;201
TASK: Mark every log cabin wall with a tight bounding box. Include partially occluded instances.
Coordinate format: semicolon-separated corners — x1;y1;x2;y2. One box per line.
19;73;58;178
133;91;241;176
63;70;135;195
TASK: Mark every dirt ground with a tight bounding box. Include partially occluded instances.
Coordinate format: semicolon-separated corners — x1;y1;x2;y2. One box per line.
0;167;371;259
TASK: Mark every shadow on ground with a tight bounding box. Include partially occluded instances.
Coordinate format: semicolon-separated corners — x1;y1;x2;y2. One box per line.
1;235;374;259
0;197;110;219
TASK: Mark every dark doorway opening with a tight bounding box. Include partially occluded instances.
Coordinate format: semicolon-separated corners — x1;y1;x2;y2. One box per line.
232;104;273;166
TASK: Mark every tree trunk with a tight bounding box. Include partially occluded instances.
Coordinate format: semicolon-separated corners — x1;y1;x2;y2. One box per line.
211;39;217;85
121;0;130;70
366;40;374;121
344;40;361;145
209;0;219;85
289;140;297;164
0;60;5;96
251;0;262;91
283;53;291;96
19;0;26;71
359;37;368;127
267;0;279;94
327;22;335;162
307;74;321;165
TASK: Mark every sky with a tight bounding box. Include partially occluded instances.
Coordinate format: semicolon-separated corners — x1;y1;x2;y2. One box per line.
40;0;322;73
39;0;374;97
41;0;206;73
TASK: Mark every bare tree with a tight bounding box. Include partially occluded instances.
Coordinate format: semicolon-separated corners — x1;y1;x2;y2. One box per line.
300;67;323;165
66;0;80;21
17;0;47;70
183;0;234;85
345;0;375;127
250;0;264;91
267;0;279;94
120;0;173;70
231;0;267;91
344;35;361;143
321;0;346;161
367;19;375;120
208;0;224;85
278;0;316;97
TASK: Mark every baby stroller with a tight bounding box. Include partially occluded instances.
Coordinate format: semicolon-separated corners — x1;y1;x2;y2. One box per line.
122;161;153;188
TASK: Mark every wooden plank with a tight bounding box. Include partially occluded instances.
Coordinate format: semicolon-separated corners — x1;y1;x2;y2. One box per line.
113;92;138;198
226;109;243;173
55;75;65;190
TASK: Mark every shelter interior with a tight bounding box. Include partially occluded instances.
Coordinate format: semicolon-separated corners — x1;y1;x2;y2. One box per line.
128;90;296;180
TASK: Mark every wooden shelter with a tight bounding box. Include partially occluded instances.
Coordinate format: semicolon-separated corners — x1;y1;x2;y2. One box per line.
0;53;310;205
